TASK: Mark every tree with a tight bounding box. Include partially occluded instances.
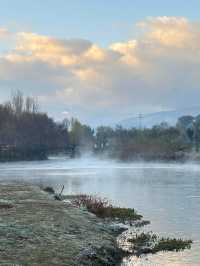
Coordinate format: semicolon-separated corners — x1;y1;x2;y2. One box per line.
69;118;94;150
11;90;24;116
25;96;39;113
95;126;114;150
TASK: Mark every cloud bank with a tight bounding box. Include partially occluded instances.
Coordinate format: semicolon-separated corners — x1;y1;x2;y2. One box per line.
0;17;200;125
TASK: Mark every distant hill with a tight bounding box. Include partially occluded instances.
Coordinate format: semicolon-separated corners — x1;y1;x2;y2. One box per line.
119;107;200;129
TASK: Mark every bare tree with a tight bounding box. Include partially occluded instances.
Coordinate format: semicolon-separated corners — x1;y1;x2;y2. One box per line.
25;96;39;113
11;90;24;116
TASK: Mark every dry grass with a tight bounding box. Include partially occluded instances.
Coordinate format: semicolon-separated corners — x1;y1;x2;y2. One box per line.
72;195;142;222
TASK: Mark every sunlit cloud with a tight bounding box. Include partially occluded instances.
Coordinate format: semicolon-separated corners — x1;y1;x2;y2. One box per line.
0;28;9;38
0;16;200;125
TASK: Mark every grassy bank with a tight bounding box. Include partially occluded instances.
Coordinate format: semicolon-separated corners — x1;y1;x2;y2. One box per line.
0;183;192;265
0;183;122;266
62;193;192;260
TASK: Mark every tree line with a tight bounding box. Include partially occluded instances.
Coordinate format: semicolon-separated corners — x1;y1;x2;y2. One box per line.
0;91;69;160
0;91;198;161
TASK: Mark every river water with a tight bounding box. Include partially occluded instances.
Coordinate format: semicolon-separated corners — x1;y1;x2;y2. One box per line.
0;156;199;265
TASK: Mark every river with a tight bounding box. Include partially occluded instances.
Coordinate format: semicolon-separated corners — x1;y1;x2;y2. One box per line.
0;156;199;265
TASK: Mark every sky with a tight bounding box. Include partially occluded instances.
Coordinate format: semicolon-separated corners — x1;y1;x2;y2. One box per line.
0;1;200;126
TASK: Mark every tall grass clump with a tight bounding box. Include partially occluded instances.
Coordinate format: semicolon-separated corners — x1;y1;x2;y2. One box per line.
72;194;142;223
127;232;192;256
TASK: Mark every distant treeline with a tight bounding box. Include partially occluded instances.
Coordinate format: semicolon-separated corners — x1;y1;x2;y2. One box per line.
94;117;200;161
94;124;189;161
0;91;199;161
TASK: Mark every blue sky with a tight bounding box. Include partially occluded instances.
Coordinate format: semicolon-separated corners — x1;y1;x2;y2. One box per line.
0;0;199;46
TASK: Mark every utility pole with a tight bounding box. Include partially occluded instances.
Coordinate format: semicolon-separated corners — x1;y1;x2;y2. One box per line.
138;113;143;130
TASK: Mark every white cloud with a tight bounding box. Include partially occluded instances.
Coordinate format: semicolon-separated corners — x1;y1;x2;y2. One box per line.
0;17;200;125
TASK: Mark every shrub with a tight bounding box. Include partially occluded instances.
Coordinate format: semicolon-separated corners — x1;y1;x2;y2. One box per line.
72;195;142;222
153;237;192;253
127;232;192;256
43;186;55;194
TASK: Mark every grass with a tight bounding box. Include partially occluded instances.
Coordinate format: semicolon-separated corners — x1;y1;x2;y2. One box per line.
153;237;192;253
127;232;192;256
72;194;142;223
42;189;192;258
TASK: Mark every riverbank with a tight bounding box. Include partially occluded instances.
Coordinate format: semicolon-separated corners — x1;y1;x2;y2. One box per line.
0;146;48;162
0;148;199;163
0;183;122;265
0;182;192;265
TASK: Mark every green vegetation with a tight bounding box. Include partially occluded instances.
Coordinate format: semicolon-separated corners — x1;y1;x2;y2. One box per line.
0;91;69;161
153;237;192;253
68;118;94;157
72;195;143;223
72;195;192;257
0;91;93;161
107;207;142;221
94;124;190;161
0;91;199;161
127;232;192;256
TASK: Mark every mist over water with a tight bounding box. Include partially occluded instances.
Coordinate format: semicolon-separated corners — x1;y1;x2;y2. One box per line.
0;156;200;265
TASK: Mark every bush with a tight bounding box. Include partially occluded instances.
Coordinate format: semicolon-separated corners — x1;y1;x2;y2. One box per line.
43;186;55;194
127;232;192;256
153;237;192;253
72;195;142;222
